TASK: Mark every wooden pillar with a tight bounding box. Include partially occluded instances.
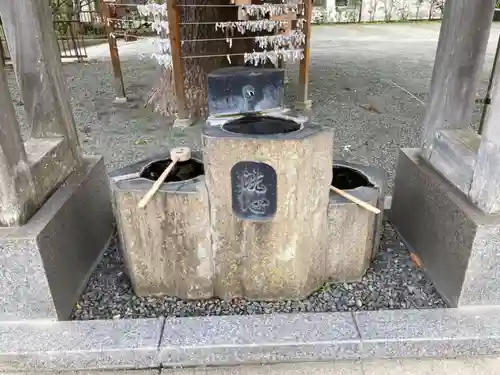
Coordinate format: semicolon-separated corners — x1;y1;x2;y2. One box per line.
272;10;296;84
0;0;81;163
0;0;84;220
0;60;37;227
297;0;312;110
420;0;496;159
470;43;500;214
102;1;127;103
167;0;189;125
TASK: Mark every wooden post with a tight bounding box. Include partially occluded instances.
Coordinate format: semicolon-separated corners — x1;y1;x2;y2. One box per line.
0;0;81;162
420;0;496;159
167;0;190;125
297;0;312;110
102;1;127;103
469;39;500;214
0;60;37;227
272;11;296;85
0;0;84;216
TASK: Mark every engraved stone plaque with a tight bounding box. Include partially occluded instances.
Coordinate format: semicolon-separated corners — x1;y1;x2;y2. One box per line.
231;161;277;220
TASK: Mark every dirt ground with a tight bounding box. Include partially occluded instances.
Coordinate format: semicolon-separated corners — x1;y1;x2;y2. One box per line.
8;22;500;190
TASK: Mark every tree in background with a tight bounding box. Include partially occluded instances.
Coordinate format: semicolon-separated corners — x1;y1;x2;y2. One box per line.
141;0;251;119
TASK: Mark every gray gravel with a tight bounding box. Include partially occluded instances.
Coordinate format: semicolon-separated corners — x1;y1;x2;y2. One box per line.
7;23;498;190
6;23;495;319
71;218;446;321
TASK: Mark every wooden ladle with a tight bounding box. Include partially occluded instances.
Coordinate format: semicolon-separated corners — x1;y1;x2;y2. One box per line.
330;185;381;215
137;147;191;209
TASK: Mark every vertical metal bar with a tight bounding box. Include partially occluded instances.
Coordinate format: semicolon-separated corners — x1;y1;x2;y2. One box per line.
69;21;80;58
358;0;363;23
0;36;5;67
478;34;500;135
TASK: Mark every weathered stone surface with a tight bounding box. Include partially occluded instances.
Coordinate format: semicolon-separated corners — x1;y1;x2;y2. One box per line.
0;0;81;227
160;313;361;366
355;308;500;358
0;318;163;371
25;137;78;207
0;51;37;227
112;125;384;300
112;152;213;299
3;372;158;375
0;0;82;153
327;161;386;282
390;148;500;307
202;122;333;300
0;157;114;320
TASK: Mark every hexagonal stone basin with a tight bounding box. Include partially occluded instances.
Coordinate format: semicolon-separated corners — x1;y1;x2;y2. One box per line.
140;159;205;183
327;162;384;282
222;115;301;135
332;165;374;190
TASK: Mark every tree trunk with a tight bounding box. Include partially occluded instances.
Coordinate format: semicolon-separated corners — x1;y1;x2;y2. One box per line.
147;0;251;119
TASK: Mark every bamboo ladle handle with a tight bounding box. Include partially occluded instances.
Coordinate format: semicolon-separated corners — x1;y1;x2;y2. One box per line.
137;147;191;209
330;185;381;215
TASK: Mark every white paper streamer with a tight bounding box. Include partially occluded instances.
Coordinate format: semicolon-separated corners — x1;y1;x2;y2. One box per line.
137;1;172;68
254;30;306;50
244;49;304;67
135;1;307;70
215;20;288;34
137;3;167;17
241;4;299;17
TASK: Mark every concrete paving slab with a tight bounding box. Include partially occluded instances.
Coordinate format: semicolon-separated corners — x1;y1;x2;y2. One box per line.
162;361;363;375
0;319;164;372
160;313;361;367
355;308;500;358
2;372;159;375
362;356;500;375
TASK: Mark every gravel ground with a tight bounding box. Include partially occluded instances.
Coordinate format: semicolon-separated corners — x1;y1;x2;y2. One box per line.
7;23;499;190
8;23;497;319
71;218;446;321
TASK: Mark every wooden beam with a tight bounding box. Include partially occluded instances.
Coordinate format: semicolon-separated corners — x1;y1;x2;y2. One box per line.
167;0;189;123
297;0;312;109
470;33;500;214
0;61;37;227
272;11;296;84
420;0;495;160
0;0;81;163
427;129;480;195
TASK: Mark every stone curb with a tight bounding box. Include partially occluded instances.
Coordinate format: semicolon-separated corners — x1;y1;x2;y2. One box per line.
1;308;500;371
0;318;163;372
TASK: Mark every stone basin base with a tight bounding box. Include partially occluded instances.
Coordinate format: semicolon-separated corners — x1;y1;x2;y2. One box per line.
111;151;385;300
0;157;114;321
327;161;386;282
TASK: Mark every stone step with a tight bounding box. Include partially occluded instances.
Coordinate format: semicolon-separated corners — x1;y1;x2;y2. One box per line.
3;308;500;372
8;357;500;375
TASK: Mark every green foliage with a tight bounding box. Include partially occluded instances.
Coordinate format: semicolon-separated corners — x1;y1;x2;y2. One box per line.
497;0;500;9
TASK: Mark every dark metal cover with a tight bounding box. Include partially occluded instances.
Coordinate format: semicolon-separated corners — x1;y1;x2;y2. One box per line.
207;67;284;117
